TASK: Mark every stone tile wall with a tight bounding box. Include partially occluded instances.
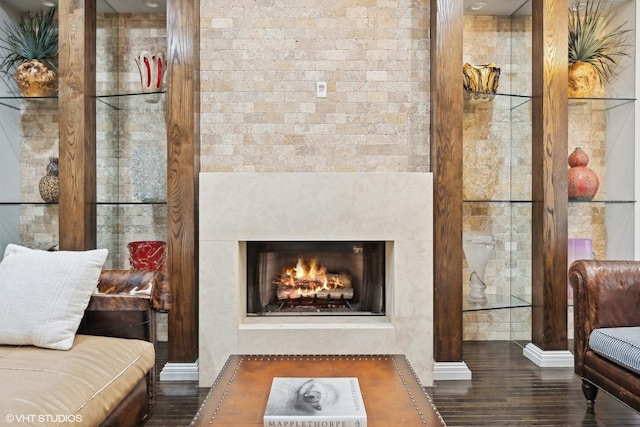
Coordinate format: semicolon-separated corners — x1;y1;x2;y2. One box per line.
199;0;430;173
17;7;606;344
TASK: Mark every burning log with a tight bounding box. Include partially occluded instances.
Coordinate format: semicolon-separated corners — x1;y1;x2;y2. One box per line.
276;285;354;300
273;273;351;288
274;257;353;301
316;288;354;300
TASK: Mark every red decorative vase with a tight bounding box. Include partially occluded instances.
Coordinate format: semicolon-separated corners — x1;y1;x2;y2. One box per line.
134;51;166;93
128;240;166;271
568;147;599;201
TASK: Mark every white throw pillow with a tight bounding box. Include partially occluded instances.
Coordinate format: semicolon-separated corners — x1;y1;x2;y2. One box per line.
0;244;108;350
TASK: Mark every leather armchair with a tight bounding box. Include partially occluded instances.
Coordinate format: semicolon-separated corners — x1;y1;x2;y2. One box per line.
570;259;640;412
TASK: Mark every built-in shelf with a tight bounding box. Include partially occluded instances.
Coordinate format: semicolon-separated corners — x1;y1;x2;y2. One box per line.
568;97;635;110
0;91;167;111
464;91;532;110
96;201;167;205
463;92;635;111
463;294;531;312
0;202;58;206
464;199;636;204
96;91;166;110
0;96;57;111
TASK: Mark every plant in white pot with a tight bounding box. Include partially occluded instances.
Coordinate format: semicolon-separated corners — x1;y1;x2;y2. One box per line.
0;7;58;97
568;0;631;98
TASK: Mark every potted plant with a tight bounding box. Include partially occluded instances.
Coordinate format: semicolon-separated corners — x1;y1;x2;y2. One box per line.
568;0;631;98
0;7;58;97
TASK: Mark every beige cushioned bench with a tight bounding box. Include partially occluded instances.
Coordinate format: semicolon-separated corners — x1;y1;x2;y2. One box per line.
0;335;154;426
0;245;170;426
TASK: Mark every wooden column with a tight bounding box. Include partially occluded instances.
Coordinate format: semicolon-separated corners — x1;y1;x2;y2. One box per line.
531;0;568;350
430;0;464;362
166;0;200;363
58;0;97;251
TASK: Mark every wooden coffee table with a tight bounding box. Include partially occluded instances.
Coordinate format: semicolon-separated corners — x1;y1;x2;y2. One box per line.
190;355;446;426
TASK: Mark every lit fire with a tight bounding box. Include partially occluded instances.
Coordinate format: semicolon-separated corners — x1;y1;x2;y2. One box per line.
274;257;353;300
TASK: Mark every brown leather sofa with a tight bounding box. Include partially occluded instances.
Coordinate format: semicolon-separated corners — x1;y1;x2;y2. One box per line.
569;259;640;412
0;269;170;427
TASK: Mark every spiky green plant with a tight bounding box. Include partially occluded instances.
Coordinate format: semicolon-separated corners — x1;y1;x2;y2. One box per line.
0;7;58;75
568;0;631;84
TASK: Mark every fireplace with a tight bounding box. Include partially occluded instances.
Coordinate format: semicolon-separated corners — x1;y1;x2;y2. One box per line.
247;241;385;316
199;172;433;386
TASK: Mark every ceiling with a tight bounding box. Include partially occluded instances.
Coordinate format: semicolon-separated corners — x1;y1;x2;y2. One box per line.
463;0;631;16
0;0;166;14
2;0;526;16
463;0;531;16
1;0;629;19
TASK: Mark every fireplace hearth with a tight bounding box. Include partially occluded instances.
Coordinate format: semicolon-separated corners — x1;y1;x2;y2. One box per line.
247;241;385;316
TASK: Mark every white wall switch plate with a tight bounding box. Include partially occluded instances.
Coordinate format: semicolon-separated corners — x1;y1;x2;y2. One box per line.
316;81;327;98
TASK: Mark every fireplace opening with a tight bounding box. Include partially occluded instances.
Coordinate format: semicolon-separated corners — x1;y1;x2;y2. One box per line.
247;241;385;316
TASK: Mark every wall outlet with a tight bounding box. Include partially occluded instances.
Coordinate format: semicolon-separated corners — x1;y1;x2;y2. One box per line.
316;81;327;98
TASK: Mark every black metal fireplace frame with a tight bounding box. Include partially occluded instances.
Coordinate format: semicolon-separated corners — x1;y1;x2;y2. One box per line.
246;241;386;316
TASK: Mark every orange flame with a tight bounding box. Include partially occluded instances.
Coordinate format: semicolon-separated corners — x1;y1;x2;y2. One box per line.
275;257;353;300
279;257;347;292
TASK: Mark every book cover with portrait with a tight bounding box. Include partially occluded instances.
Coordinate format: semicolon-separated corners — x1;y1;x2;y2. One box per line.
264;377;367;427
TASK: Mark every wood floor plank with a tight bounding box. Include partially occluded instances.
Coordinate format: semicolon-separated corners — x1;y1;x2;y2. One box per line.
425;341;640;426
144;342;209;426
144;341;640;426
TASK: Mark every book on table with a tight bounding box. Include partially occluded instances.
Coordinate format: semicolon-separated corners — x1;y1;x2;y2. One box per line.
264;377;367;427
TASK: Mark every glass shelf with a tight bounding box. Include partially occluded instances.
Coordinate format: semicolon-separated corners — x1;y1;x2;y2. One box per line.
464;199;636;204
0;96;57;111
0;91;168;111
568;97;635;110
0;202;57;206
96;91;166;110
569;199;635;204
462;294;573;312
464;92;635;111
97;201;167;205
0;201;168;206
464;199;531;203
463;294;531;312
464;91;532;110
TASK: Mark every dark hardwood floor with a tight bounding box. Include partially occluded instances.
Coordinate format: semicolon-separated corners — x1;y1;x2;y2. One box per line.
426;341;640;426
144;341;640;426
143;342;209;426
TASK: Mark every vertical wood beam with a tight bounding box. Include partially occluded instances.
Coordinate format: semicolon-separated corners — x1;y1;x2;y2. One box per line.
58;0;96;251
166;0;200;362
531;0;568;350
431;0;464;361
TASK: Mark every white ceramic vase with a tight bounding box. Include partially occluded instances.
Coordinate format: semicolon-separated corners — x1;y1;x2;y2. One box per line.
463;232;496;304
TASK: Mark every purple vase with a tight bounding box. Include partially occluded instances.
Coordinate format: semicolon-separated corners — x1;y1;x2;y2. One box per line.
568;238;593;301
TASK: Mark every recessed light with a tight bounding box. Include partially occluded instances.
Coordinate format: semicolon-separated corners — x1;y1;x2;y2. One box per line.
42;1;55;7
145;1;159;8
470;2;486;11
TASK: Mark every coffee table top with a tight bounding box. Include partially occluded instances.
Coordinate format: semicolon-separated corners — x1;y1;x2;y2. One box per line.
190;354;446;426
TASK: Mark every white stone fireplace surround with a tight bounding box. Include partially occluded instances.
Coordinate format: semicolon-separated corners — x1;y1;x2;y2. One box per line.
199;172;434;386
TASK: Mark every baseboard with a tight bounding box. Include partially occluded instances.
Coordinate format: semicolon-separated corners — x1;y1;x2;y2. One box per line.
159;360;199;381
523;343;574;367
433;361;472;381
